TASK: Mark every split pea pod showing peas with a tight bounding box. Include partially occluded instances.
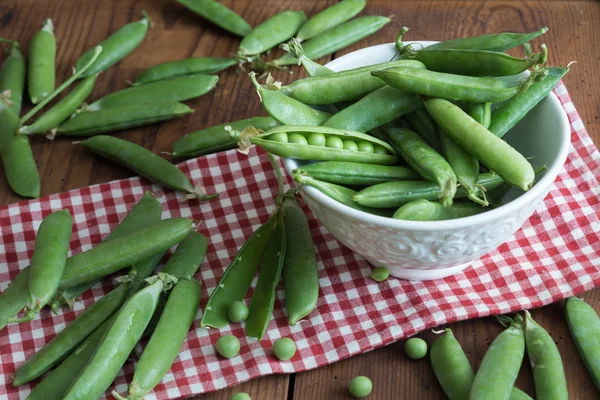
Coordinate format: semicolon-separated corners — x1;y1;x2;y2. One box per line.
75;13;150;78
117;279;202;400
88;73;218;110
274;16;391;66
0;40;26;115
13;280;130;386
426;27;548;52
353;172;504;208
176;0;252;37
282;195;319;325
469;315;525;400
279;59;425;105
60;218;193;289
28;19;56;104
524;311;568;399
172;116;279;158
134;57;237;85
296;0;365;41
246;213;286;339
393;200;484;221
251;72;330;126
161;230;208;280
565;297;600;391
202;213;279;328
56;102;193;136
62;278;164;400
294;161;420;186
79;135;217;200
0;267;30;332
247;125;399;165
238;10;306;56
425;98;535;191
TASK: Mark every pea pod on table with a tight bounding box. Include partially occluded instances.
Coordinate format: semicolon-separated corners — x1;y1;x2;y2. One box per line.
294;161;420;186
393;199;484;221
161;230;208;280
79;135;218;200
134;57;237;85
296;0;365;41
0;39;25;115
565;297;600;391
176;0;252;37
424;27;548;52
280;39;335;77
237;10;306;57
28;18;56;104
0;267;30;332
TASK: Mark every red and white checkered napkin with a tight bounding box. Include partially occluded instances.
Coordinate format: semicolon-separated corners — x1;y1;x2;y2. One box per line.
1;81;599;399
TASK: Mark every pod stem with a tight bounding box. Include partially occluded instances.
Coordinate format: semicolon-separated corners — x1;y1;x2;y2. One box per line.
267;153;285;205
112;391;130;400
235;126;263;155
524;43;548;67
279;38;305;65
41;18;54;33
0;38;19;48
18;46;103;127
467;186;489;207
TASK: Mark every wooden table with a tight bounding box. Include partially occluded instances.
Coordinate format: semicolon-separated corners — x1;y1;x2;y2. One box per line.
1;0;599;398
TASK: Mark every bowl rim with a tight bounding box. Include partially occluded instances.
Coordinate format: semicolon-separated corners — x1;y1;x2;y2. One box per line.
282;41;571;231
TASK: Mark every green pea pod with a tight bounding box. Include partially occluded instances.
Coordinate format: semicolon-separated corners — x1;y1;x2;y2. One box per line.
565;297;600;391
282;195;318;325
490;67;569;138
324;86;422;133
353;172;504;208
176;0;252;37
275;16;390;66
201;213;278;328
26;318;112;400
134;57;237;85
172;116;279;158
470;315;525;400
56;102;193;136
246;213;286;339
0;267;30;332
248;125;399;165
11;210;73;322
405;108;442;153
425;98;535;191
238;11;306;56
75;13;150;78
13;280;130;386
383;127;457;206
392;199;484;221
0;40;25;115
79;135;217;200
62;278;163;400
0;103;40;198
140;292;167;340
280;39;334;77
60;218;193;289
125;252;165;298
28;19;56;104
88;73;218;111
161;231;208;280
464;102;491;129
294;161;419;186
425;27;548;52
524;311;568;399
117;279;201;400
296;0;365;41
20;74;97;135
280;59;425;105
294;174;392;217
250;72;330;126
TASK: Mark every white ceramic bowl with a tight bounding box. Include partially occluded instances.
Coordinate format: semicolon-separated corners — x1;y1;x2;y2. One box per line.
282;42;571;280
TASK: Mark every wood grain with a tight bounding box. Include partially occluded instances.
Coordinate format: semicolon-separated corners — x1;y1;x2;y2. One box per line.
0;1;598;399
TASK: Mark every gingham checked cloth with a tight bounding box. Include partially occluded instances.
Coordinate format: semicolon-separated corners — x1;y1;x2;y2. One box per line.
0;81;599;399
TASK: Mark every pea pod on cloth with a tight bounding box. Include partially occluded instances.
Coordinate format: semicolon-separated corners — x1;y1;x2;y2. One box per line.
75;13;150;78
87;73;218;110
171;116;279;158
56;102;193;136
176;0;252;37
425;27;548;52
237;10;306;57
79;135;217;200
161;230;208;280
134;57;237;85
424;98;535;191
294;161;419;186
201;213;279;328
244;125;399;165
0;39;25;115
565;297;600;391
296;0;366;41
392;200;484;221
0;267;30;332
59;218;193;289
61;277;166;400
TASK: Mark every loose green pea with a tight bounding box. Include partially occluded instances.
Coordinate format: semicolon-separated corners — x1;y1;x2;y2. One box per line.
289;133;308;145
270;132;288;143
373;145;387;155
230;393;251;400
349;376;372;398
228;301;249;323
273;337;297;361
343;140;358;151
357;141;374;153
370;267;389;282
216;335;240;359
405;337;427;359
308;132;326;146
326;135;344;149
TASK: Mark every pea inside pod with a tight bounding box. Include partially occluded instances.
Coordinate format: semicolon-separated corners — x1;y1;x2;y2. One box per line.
28;18;56;104
238;10;306;56
134;57;237;85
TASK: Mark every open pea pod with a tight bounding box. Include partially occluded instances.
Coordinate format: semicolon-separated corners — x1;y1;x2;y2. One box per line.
246;125;399;165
